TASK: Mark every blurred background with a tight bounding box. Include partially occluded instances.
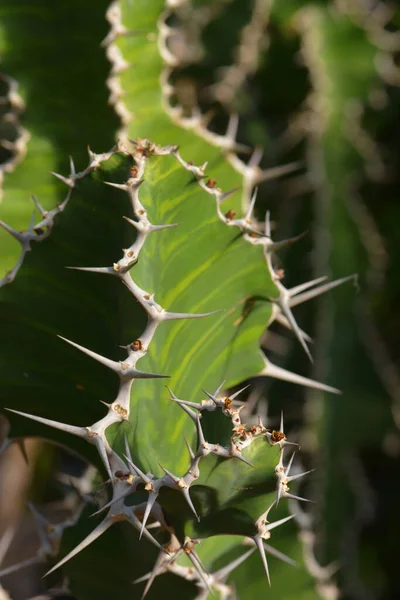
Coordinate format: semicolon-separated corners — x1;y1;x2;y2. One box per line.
0;0;399;598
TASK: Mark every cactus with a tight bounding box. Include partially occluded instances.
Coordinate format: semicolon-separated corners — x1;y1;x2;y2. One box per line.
0;1;399;599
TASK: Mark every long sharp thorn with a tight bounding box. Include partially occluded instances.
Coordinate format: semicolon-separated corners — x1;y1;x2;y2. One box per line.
124;434;133;464
232;450;254;468
276;483;284;506
265;211;271;237
264;543;297;567
287;468;315;483
0;556;42;578
289;276;327;297
134;571;152;585
141;566;163;600
31;195;46;216
95;438;113;480
150;222;179;231
167;387;199;420
183;435;195;460
203;390;219;405
51;171;73;187
182;488;200;521
275;311;312;343
219;187;240;203
188;551;213;594
229;384;250;401
259;360;341;394
44;518;113;576
279;302;313;362
158;464;178;483
213;380;226;396
163;308;222;321
214;547;256;580
69;156;76;177
286;451;295;476
257;161;302;184
284;492;313;503
268;230;308;253
103;181;129;191
265;514;295;532
0;220;24;243
5;409;85;438
245;188;258;221
127;511;165;552
124;455;151;483
90;489;132;517
280;411;284;434
123;216;141;230
226;113;239;142
65;266;115;275
58;336;119;372
139;559;163;599
289;274;357;308
139;493;159;539
167;389;202;411
196;414;206;446
28;209;36;234
249;145;263;168
253;536;271;586
0;525;16;563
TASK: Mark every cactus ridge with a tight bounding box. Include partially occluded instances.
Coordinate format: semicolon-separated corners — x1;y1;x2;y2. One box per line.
0;117;355;595
0;132;352;596
1;139;308;590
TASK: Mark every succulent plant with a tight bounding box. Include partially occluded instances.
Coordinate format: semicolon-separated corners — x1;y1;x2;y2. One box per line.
0;1;399;599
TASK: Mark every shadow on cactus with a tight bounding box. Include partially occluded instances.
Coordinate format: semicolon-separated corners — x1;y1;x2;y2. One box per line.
0;134;355;599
